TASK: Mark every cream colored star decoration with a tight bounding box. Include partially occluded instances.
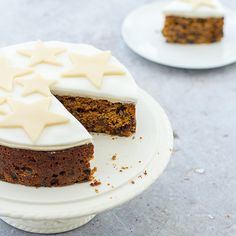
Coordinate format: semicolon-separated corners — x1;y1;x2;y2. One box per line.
17;41;66;66
62;51;126;88
0;98;69;142
16;74;57;96
0;57;32;91
181;0;216;9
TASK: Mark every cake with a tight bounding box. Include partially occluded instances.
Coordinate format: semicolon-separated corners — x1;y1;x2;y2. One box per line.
0;41;138;187
162;0;225;44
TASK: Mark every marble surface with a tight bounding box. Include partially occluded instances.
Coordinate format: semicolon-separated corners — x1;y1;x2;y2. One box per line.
0;0;235;235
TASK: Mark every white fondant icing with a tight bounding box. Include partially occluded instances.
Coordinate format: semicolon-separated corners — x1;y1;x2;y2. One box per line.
0;98;70;143
163;0;225;18
0;41;138;150
0;95;92;150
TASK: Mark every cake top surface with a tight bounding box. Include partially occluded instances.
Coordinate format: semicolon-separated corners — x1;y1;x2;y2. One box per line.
163;0;225;18
0;41;138;150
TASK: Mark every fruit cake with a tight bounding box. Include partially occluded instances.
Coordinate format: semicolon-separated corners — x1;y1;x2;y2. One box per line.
0;41;138;187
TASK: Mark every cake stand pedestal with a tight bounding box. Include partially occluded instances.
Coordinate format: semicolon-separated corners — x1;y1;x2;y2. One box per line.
1;215;96;234
0;89;173;234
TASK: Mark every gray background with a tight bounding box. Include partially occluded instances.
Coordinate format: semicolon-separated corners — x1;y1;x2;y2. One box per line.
0;0;235;235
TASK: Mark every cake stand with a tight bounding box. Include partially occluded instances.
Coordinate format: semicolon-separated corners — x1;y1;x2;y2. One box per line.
0;88;173;234
122;1;236;69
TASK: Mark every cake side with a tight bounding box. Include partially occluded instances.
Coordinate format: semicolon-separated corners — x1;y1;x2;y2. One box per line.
56;95;136;137
0;143;94;187
162;16;224;44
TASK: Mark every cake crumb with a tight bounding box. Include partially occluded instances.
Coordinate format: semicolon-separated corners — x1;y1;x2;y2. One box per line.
90;179;101;187
138;161;142;163
144;170;147;176
107;183;110;186
119;170;123;172
121;166;128;170
112;154;117;161
138;175;142;179
139;136;143;140
92;167;97;174
95;189;99;193
131;180;135;184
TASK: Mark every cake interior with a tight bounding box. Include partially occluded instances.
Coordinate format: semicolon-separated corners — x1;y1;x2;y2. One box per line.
56;95;136;137
162;16;224;44
0;144;94;187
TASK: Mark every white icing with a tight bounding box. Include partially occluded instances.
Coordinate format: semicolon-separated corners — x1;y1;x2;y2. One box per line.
5;42;138;102
163;0;225;18
0;94;92;150
0;41;138;150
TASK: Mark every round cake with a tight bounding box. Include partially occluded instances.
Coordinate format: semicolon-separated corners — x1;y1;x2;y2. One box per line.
0;41;138;187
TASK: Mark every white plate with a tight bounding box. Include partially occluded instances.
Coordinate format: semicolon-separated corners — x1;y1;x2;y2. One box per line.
0;88;173;233
122;1;236;69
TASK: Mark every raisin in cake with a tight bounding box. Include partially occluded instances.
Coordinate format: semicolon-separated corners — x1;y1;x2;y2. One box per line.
0;41;138;187
162;0;225;44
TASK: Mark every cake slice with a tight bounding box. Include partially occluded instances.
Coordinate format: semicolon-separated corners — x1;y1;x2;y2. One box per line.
162;0;225;44
0;96;94;187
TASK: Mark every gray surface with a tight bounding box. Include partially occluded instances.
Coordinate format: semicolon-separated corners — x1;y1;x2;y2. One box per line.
0;0;235;235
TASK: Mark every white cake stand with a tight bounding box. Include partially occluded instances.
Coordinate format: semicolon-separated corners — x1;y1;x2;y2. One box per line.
0;88;173;234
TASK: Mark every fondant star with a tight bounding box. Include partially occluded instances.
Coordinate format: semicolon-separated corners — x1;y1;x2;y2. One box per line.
62;51;126;88
16;74;57;96
181;0;216;9
0;98;69;142
17;41;66;66
0;57;32;91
